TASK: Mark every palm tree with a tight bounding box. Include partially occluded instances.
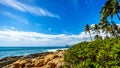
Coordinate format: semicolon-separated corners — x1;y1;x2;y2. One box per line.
100;21;110;34
100;0;120;21
100;0;120;38
106;24;112;37
93;24;100;35
98;19;108;28
84;24;92;41
99;20;112;38
93;24;103;40
111;22;119;37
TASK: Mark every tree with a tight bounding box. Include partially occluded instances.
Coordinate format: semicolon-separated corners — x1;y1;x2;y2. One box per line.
93;24;100;35
100;0;120;21
111;22;119;37
100;0;120;38
100;20;110;35
84;24;92;41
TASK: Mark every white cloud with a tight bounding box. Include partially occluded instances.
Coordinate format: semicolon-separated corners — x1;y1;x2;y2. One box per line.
0;29;98;47
0;0;60;18
0;23;113;47
1;22;113;47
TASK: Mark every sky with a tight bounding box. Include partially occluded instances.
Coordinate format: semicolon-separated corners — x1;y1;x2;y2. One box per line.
0;0;110;47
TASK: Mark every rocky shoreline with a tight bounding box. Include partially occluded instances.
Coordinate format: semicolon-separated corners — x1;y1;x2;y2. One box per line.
0;50;66;68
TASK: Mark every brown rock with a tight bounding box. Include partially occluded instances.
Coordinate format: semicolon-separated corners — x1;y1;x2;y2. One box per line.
44;54;55;64
2;50;66;68
55;63;62;68
25;59;32;63
13;63;19;68
48;63;56;68
34;59;44;67
14;59;27;67
25;63;34;67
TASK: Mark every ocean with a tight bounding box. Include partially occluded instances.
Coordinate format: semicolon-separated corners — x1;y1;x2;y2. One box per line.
0;47;68;59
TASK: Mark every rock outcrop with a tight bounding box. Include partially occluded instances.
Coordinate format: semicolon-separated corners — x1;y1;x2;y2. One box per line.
2;50;66;68
0;56;22;68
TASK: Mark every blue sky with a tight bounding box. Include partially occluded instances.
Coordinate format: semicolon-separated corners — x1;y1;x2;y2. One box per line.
0;0;107;34
0;0;108;46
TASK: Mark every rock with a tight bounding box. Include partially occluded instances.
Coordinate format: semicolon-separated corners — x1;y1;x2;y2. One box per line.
48;63;56;68
13;63;19;68
13;59;28;67
25;63;34;67
55;63;62;68
44;54;55;64
2;50;66;68
0;56;22;68
34;59;44;67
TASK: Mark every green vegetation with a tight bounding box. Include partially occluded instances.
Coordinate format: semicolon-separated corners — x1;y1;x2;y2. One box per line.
64;38;120;68
63;0;120;68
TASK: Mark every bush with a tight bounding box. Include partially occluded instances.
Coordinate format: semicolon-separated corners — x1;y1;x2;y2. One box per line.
64;38;120;68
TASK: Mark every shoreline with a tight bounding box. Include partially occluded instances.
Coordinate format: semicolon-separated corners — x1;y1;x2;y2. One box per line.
0;47;68;59
0;49;67;68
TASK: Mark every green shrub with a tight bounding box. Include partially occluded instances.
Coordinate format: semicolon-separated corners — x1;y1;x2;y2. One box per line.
64;38;120;68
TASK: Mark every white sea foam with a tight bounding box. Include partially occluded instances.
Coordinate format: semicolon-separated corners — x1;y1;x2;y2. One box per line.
47;48;68;52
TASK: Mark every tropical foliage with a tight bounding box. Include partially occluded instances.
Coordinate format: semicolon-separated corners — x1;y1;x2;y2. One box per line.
100;0;120;21
63;0;120;68
85;0;120;40
64;38;120;68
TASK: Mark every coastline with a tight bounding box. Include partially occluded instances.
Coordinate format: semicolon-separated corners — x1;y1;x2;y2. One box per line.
0;49;67;68
0;47;68;59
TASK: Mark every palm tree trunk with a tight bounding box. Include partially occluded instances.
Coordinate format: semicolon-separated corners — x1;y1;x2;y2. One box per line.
89;31;92;41
116;13;120;20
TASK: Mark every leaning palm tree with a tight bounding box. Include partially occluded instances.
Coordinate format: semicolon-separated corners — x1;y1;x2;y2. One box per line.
84;24;92;41
109;0;120;21
100;0;120;22
98;18;108;28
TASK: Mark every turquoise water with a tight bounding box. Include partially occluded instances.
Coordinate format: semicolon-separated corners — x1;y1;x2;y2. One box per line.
0;47;68;59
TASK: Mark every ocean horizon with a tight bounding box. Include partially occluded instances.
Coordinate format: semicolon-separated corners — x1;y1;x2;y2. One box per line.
0;47;69;59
